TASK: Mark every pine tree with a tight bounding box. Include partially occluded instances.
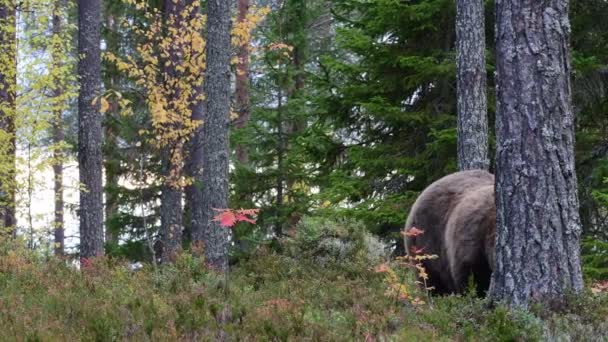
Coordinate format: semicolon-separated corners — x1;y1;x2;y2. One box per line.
198;0;233;270
158;0;188;263
490;0;584;307
184;0;205;250
78;0;105;259
456;0;489;171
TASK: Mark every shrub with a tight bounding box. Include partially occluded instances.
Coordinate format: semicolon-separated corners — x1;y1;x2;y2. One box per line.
284;216;389;268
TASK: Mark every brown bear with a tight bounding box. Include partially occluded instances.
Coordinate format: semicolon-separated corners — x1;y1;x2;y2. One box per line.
403;170;496;295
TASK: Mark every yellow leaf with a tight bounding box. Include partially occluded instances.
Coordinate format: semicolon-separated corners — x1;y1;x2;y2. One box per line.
100;97;110;114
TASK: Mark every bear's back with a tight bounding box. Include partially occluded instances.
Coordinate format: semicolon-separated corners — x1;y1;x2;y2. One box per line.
404;170;494;293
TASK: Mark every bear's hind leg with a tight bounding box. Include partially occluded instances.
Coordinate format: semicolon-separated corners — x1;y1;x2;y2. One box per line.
472;256;492;296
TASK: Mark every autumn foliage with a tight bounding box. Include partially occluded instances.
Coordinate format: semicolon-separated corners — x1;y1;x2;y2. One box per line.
212;208;260;228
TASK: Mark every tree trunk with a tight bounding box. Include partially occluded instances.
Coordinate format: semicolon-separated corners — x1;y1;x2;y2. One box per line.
184;0;205;248
197;0;233;271
160;156;183;263
52;1;65;256
78;0;105;259
159;0;189;263
234;0;251;164
489;0;584;307
103;12;119;246
276;88;284;236
0;0;16;237
456;0;489;171
185;94;203;246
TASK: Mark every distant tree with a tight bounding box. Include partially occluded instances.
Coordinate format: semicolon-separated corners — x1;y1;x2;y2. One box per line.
0;0;16;236
157;0;188;263
102;6;119;247
51;0;67;256
234;0;251;164
78;0;105;258
198;0;233;270
456;0;489;171
183;0;205;251
490;0;584;307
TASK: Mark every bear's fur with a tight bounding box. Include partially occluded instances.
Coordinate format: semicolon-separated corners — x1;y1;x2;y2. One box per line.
404;170;496;295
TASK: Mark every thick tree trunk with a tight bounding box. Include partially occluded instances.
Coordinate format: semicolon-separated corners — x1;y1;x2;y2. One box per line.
234;0;251;164
490;0;584;307
52;2;65;256
197;0;233;270
78;0;105;259
456;0;489;171
0;1;16;236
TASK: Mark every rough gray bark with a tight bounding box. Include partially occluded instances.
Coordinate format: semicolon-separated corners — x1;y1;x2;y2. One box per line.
52;2;65;256
158;0;188;263
490;0;584;307
78;0;105;259
197;0;233;270
0;0;16;236
456;0;489;171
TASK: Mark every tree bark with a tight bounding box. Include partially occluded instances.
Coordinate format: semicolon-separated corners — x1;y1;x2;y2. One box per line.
0;0;16;236
158;0;189;263
184;0;205;248
78;0;105;259
490;0;584;307
52;1;65;256
160;156;183;263
234;0;251;164
185;94;203;246
456;0;489;171
197;0;233;270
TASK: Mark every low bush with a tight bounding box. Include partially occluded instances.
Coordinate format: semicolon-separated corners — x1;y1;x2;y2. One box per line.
0;221;607;341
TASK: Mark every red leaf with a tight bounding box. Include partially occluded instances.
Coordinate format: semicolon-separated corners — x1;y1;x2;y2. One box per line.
213;211;237;228
235;213;257;224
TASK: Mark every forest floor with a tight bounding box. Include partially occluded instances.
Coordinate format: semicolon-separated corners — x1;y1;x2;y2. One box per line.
1;219;607;341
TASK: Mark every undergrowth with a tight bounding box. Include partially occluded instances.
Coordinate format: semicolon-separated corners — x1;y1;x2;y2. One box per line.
0;219;606;341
